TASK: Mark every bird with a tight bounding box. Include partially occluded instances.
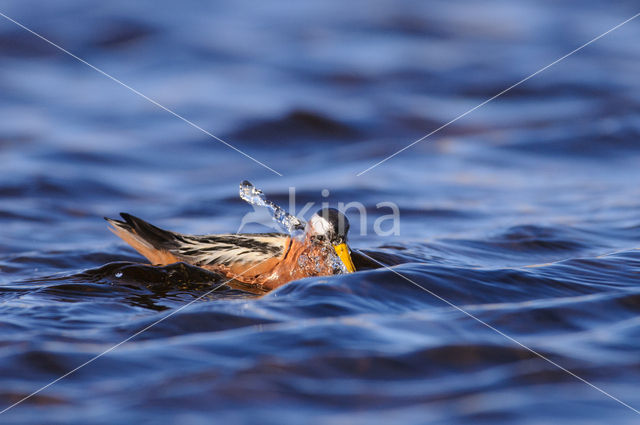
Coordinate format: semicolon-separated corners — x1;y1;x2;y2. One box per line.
105;206;356;291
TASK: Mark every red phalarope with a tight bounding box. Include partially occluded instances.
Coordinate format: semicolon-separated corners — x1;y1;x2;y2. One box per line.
105;182;355;290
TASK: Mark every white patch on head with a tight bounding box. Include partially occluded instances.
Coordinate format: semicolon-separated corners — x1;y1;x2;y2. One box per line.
308;214;331;236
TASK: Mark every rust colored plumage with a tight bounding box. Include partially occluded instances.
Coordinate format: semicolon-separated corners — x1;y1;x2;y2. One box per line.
105;213;345;290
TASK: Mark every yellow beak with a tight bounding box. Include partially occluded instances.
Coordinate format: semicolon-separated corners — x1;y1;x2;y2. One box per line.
334;242;356;273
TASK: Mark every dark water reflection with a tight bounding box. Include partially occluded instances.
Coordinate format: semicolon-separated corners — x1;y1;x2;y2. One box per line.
1;0;640;424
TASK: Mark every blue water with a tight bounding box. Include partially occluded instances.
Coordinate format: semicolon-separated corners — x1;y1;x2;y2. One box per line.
1;1;640;424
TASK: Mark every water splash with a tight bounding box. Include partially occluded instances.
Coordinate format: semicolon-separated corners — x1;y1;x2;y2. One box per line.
298;245;348;274
239;180;306;234
239;181;347;274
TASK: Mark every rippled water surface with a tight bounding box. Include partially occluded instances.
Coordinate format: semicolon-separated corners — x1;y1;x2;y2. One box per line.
1;1;640;424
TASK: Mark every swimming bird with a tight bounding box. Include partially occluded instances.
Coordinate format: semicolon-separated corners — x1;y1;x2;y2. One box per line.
105;191;356;290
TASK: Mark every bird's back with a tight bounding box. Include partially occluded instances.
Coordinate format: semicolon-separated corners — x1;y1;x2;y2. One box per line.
106;213;290;269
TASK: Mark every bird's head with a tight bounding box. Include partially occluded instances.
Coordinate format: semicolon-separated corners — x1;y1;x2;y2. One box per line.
306;207;355;272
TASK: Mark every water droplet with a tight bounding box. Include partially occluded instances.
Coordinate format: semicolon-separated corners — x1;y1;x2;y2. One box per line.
239;181;305;233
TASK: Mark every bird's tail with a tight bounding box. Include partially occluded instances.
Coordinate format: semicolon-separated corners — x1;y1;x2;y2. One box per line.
105;213;181;265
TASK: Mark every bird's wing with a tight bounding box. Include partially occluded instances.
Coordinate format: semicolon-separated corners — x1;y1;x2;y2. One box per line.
106;212;289;268
173;233;289;267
